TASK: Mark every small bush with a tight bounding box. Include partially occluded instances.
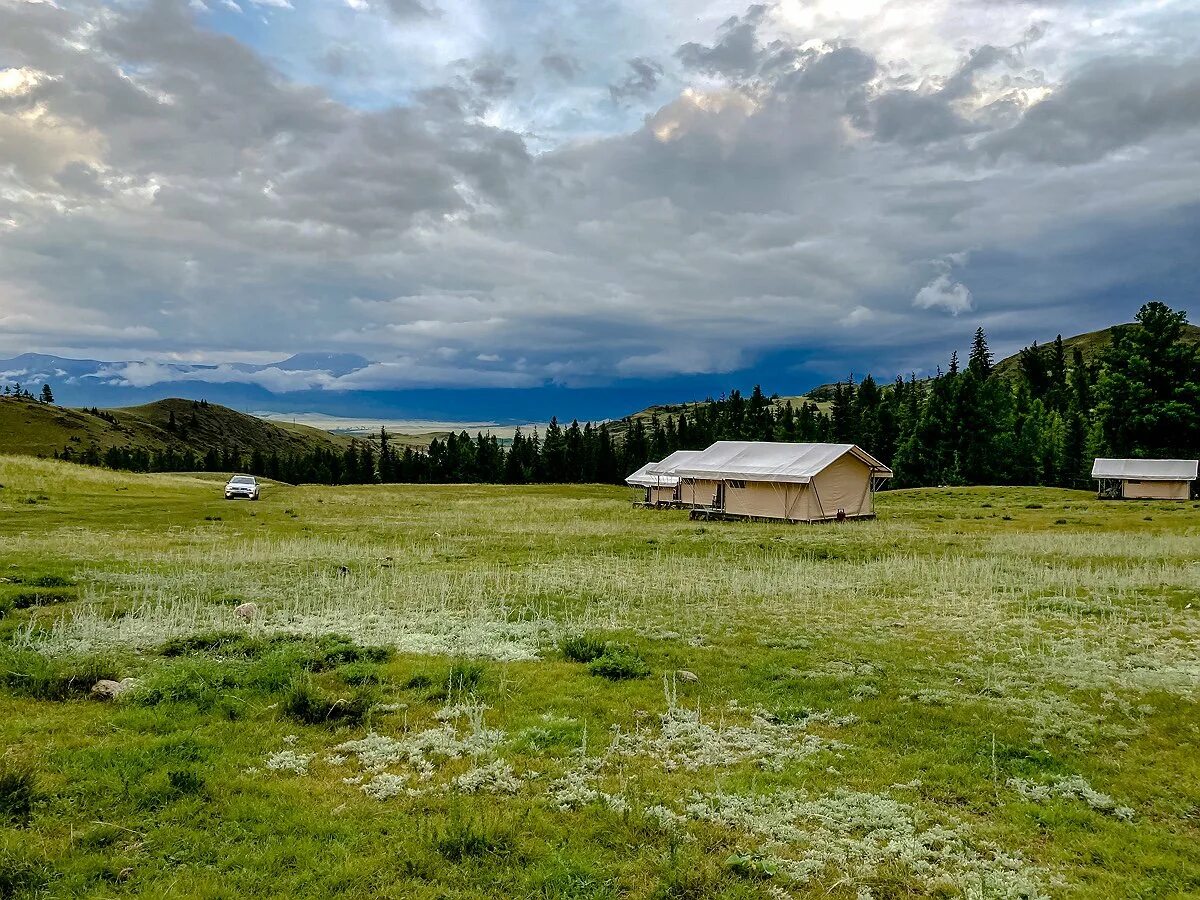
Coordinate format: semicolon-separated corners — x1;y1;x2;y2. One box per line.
447;660;484;692
0;765;37;826
403;673;433;690
29;575;72;588
587;647;650;680
167;769;205;796
338;662;385;686
11;590;73;610
725;852;778;880
160;630;266;658
1025;503;1043;509
559;634;608;664
282;674;374;727
0;849;51;898
307;634;392;668
0;650;120;701
432;811;514;861
133;658;240;708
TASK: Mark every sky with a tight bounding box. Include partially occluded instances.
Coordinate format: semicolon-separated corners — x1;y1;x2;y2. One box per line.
1;0;1198;420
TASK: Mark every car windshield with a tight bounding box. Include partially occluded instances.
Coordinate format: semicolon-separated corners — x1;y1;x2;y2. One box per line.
230;476;255;484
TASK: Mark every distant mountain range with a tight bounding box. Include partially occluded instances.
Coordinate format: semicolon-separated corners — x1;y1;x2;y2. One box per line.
0;351;441;421
5;320;1197;426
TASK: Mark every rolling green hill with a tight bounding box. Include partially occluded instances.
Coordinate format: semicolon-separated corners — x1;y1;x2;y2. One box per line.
993;321;1200;377
0;396;352;460
611;319;1200;436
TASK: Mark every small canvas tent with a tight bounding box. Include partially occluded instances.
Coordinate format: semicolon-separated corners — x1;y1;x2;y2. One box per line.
625;460;678;506
645;450;704;506
1091;458;1198;500
675;441;893;523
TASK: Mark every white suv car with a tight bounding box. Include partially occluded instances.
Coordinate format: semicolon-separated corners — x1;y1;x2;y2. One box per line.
224;475;260;500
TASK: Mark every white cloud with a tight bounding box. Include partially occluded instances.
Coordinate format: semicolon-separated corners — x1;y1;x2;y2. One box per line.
913;273;974;316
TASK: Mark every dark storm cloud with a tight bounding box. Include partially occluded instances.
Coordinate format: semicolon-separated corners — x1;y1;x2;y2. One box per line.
380;0;438;21
541;53;580;80
675;4;769;78
470;61;518;99
984;56;1200;164
608;57;664;104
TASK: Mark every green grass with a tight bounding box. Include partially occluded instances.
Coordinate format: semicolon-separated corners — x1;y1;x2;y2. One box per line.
1;455;1198;898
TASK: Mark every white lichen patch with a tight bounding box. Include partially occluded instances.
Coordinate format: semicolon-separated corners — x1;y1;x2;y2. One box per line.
609;685;851;773
1008;775;1134;820
452;759;524;795
682;789;1048;897
263;749;314;775
331;699;507;796
361;772;410;801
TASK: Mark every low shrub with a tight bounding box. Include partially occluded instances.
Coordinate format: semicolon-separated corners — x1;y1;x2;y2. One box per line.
29;575;73;588
167;769;205;796
160;630;266;657
432;810;515;861
0;849;51;898
338;662;385;686
0;765;37;826
0;650;120;701
133;657;240;708
308;634;392;668
158;632;393;672
725;852;778;880
282;674;374;727
559;633;608;663
447;660;484;692
587;646;650;680
11;590;74;610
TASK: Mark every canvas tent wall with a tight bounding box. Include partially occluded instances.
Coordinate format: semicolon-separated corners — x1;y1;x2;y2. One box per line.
1091;458;1198;500
675;441;893;523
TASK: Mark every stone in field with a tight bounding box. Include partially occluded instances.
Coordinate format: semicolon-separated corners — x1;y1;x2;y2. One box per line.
235;602;258;621
91;678;136;700
676;670;700;683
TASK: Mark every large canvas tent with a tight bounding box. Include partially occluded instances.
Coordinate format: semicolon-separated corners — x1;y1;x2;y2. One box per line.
1091;458;1198;500
675;441;892;522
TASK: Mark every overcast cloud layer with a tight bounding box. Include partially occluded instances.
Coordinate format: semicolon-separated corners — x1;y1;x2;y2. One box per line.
1;0;1199;408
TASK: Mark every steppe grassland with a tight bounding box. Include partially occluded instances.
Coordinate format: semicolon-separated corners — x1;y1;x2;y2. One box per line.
0;454;1198;899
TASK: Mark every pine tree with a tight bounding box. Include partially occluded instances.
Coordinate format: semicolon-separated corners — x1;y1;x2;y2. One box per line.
968;327;993;378
1096;301;1200;457
40;383;54;404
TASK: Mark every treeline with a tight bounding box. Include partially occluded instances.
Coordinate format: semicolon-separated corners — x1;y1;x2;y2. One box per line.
52;301;1200;489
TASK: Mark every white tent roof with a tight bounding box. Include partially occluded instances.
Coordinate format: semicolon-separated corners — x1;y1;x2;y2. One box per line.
674;441;893;484
1091;458;1198;481
646;450;703;479
625;461;662;487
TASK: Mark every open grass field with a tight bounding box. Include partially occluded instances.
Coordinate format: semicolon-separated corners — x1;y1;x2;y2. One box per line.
1;456;1198;899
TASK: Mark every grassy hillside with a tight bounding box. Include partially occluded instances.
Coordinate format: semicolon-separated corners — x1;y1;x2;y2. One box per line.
612;320;1200;437
993;321;1200;377
0;396;352;460
1;455;1197;898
